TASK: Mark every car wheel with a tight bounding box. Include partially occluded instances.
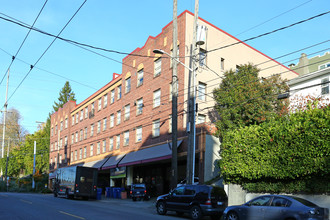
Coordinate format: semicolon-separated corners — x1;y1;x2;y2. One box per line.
156;201;167;215
176;211;184;216
227;211;239;220
190;205;203;220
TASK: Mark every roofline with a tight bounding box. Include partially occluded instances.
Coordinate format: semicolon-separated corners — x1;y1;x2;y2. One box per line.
288;67;330;85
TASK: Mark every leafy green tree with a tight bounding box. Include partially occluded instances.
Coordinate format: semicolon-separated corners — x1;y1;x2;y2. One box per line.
53;81;76;112
213;63;288;138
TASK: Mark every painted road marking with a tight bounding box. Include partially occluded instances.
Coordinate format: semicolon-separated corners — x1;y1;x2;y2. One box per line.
20;199;33;204
59;211;85;220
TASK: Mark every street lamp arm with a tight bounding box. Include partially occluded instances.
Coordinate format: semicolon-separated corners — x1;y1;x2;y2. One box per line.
153;49;194;72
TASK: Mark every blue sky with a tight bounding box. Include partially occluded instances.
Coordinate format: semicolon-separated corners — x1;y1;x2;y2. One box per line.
0;0;329;133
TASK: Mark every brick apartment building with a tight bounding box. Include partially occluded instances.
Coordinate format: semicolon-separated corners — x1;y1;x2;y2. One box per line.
49;10;297;195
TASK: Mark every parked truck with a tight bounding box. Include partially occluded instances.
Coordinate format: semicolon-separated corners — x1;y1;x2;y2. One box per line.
53;166;98;200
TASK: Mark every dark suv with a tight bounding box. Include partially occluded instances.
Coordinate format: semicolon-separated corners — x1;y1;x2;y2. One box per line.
156;185;228;220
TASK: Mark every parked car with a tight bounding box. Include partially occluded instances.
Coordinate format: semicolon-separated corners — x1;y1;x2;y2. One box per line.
130;183;150;201
156;185;228;220
223;194;329;220
177;177;199;187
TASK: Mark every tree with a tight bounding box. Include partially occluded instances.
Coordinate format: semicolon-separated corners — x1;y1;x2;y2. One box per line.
53;81;76;112
213;63;288;138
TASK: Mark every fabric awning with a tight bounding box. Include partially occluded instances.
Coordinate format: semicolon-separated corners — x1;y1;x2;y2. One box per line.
118;140;182;167
82;157;109;169
101;154;126;170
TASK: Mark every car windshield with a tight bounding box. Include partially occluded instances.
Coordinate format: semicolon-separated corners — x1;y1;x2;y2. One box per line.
290;196;318;207
133;184;145;189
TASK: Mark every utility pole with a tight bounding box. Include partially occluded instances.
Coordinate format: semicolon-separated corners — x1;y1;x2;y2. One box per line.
32;141;36;189
171;0;178;190
187;0;199;185
1;69;10;159
5;138;10;191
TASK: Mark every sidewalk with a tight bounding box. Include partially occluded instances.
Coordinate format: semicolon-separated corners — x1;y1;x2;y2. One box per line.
98;195;157;211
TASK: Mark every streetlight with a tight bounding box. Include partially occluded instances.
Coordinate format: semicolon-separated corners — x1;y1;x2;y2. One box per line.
153;49;193;72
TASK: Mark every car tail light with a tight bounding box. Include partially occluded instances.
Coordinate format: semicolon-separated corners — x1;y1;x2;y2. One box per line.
60;189;62;192
75;184;78;187
130;191;132;194
93;185;96;189
144;190;147;194
205;199;212;205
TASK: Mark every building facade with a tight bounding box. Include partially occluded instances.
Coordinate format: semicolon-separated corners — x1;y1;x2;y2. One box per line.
49;11;297;195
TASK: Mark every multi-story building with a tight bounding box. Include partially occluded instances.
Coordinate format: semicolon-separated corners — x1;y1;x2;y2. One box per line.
49;10;297;194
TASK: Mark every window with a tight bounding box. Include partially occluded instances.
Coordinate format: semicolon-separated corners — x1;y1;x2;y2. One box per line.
154;58;162;76
168;115;172;133
197;114;206;124
91;102;94;112
84;127;87;139
125;77;131;93
97;142;101;155
71;134;74;144
103;140;106;153
65;118;68;128
80;110;83;121
54;157;57;166
98;98;102;111
136;126;142;142
59;155;62;164
321;78;329;95
75;132;78;143
64;136;68;145
91;124;94;136
249;196;271;206
111;90;115;103
70;152;73;162
136;98;143;115
124;131;129;146
51;144;53;151
103;118;107;131
152;119;160;137
117;85;122;100
199;50;206;66
236;65;240;73
221;57;225;71
55;142;57;150
90;144;94;156
116;135;120;149
74;150;77;161
97;121;101;133
270;197;291;207
109;137;114;151
153;89;161;107
198;82;206;101
80;129;83;141
76;113;79;124
117;110;121;125
319;62;330;70
72;115;75;125
60;139;62;149
84;147;87;158
104;94;108;107
79;148;82;160
60;121;63;131
51;127;53;136
124;104;130;120
137;69;144;87
85;107;88;118
110;114;114;127
55;125;57;134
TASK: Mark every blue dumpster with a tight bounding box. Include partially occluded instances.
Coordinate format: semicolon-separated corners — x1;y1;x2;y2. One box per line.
105;187;111;198
96;188;102;200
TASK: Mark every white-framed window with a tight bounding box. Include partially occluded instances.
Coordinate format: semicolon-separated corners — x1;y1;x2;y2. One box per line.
102;140;106;153
104;94;108;107
90;124;94;136
51;127;53;136
97;120;101;133
221;57;225;71
65;136;68;145
321;77;329;95
117;85;122;100
136;98;143;115
197;114;206;124
85;107;88;118
79;148;82;160
110;114;114;127
137;69;144;87
60;139;62;149
80;110;83;121
98;98;102;111
80;129;83;141
153;89;161;108
116;135;120;149
54;156;57;166
90;144;94;156
109;137;114;151
97;142;101;155
76;113;79;124
55;142;57;150
75;132;78;143
198;82;206;101
125;77;131;93
111;90;115;103
84;127;87;139
169;115;172;133
60;121;63;131
91;102;94;112
117;110;121;125
136;126;142;142
65;118;68;128
84;147;87;158
74;150;77;161
103;118;107;131
152;119;160;137
124;130;129;146
154;58;162;77
50;158;53;165
59;155;62;164
70;152;73;162
71;134;74;144
72;115;75;125
319;62;330;70
51;143;53;152
124;104;130;120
